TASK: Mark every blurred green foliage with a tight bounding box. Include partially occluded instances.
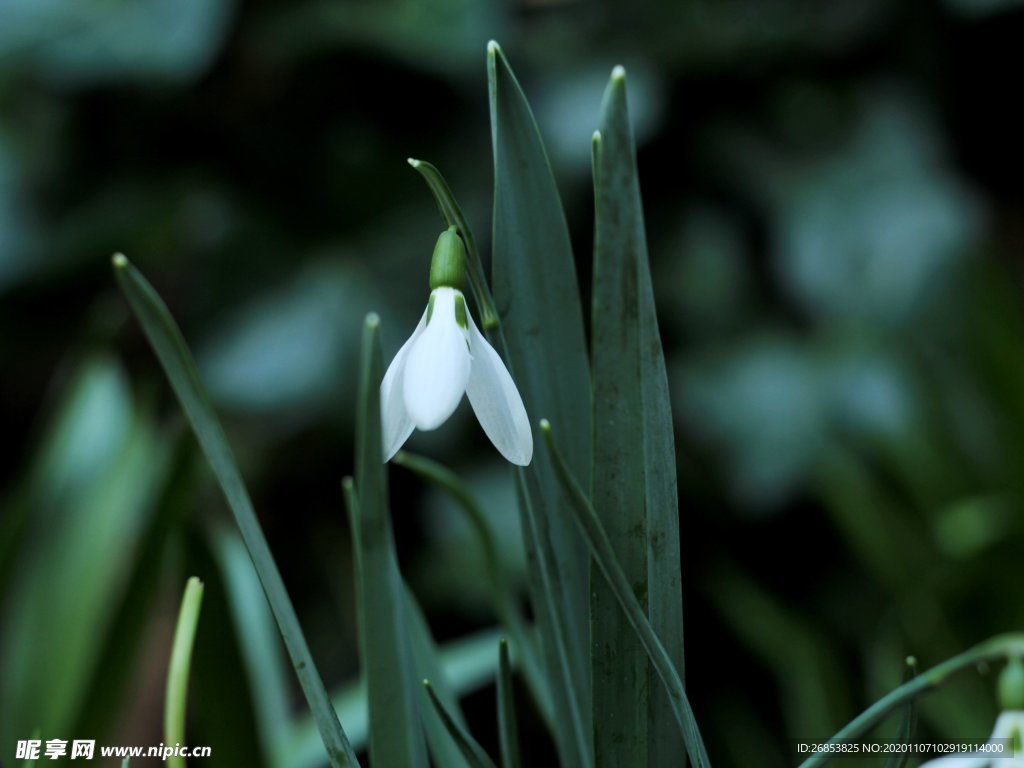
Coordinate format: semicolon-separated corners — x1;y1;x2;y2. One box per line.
3;0;1024;766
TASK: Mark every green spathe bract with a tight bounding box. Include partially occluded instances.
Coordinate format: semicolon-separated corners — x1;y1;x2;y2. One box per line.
429;226;468;292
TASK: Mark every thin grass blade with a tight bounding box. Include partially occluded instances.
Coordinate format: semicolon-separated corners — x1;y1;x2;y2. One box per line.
211;527;293;767
165;577;204;768
403;584;473;768
111;254;358;768
423;680;499;768
497;639;521;768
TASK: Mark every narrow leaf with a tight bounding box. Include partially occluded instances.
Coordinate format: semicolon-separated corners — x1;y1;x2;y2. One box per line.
541;421;712;768
392;450;551;724
488;40;592;768
165;577;204;768
423;680;499;768
592;67;686;767
112;254;358;768
212;527;293;767
349;315;428;768
497;639;522;768
288;627;503;768
403;585;473;768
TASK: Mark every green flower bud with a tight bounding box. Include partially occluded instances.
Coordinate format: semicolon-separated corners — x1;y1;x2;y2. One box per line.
999;657;1024;711
429;226;467;291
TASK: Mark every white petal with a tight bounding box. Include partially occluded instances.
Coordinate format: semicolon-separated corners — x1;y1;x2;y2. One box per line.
991;711;1024;742
403;288;471;430
465;312;533;465
380;309;426;461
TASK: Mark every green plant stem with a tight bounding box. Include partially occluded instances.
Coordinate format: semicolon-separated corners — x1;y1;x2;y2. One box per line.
165;577;204;768
408;158;500;329
800;633;1024;768
539;421;711;768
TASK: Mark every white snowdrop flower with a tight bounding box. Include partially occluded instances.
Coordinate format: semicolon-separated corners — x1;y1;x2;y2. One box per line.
380;227;532;465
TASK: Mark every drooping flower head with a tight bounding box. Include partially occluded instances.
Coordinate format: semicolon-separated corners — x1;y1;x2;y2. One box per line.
380;227;532;465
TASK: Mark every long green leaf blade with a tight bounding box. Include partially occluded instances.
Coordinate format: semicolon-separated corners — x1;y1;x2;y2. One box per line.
592;67;686;767
111;254;358;768
212;527;293;767
289;626;502;768
392;451;551;725
423;680;499;768
497;639;522;768
165;577;204;768
487;40;592;768
541;421;712;768
403;585;473;768
349;313;428;768
590;80;647;766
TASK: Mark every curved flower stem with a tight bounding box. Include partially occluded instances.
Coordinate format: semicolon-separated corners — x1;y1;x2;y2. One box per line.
390;450;551;725
408;158;500;330
799;633;1024;768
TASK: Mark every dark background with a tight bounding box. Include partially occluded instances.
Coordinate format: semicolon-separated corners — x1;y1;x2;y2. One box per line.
3;0;1024;765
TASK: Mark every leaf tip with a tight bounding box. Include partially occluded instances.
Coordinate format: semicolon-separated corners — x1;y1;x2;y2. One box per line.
365;312;381;330
407;157;420;168
341;475;354;491
539;418;552;433
487;40;501;56
611;64;626;82
111;252;129;270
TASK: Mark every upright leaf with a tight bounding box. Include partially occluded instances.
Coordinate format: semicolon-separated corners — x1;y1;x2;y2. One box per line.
497;639;522;768
403;585;473;768
591;67;685;766
423;681;499;768
165;577;204;768
541;422;711;768
488;40;593;768
112;255;359;768
212;527;293;767
393;451;551;725
348;314;429;768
